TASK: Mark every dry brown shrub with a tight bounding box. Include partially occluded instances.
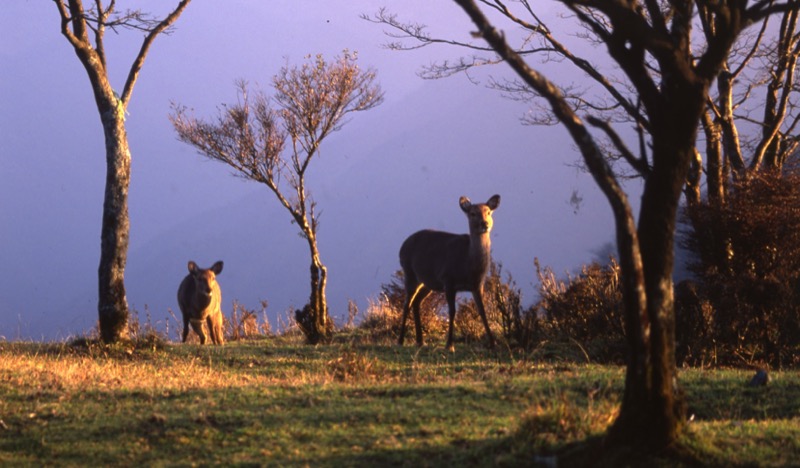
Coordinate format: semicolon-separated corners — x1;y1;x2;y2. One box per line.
455;262;534;347
358;270;449;344
360;264;533;348
534;258;626;362
681;171;800;366
227;300;272;340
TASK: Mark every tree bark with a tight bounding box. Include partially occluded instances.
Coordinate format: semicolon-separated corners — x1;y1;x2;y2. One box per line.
701;111;725;206
685;149;702;208
97;103;132;342
292;219;332;344
610;146;690;447
69;38;133;344
756;8;798;170
717;71;746;178
61;20;133;343
307;231;331;343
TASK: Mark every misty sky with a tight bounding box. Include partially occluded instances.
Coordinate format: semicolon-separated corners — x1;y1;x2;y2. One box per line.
0;1;633;340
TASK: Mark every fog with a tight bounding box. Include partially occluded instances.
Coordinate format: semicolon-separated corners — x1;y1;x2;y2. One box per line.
0;1;631;340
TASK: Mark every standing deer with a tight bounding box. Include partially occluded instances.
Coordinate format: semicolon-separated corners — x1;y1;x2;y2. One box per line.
398;194;500;351
177;260;225;345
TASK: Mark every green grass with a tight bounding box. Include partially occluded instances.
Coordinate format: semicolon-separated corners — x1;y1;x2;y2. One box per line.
1;336;798;466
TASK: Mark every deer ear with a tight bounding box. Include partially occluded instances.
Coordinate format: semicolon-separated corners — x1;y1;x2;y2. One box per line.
211;261;224;275
486;194;500;210
459;196;472;212
187;261;198;274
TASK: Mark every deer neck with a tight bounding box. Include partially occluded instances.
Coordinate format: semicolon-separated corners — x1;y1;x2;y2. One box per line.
468;231;492;272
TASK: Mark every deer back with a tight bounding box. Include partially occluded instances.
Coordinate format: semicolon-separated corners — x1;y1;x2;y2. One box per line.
400;230;488;292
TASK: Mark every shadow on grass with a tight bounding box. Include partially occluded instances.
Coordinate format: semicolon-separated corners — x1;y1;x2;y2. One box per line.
300;431;714;467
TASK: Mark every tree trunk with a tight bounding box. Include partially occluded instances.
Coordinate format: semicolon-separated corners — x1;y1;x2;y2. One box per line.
611;176;686;446
308;258;330;341
700;111;725;206
97;101;131;343
717;71;746;178
752;11;799;173
608;89;703;446
685;149;702;208
295;227;332;344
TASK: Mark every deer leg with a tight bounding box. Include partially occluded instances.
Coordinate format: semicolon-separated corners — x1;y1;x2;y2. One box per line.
472;288;496;349
207;316;220;345
400;282;423;345
214;314;225;345
182;315;191;343
445;288;458;352
190;319;207;344
412;286;432;347
217;314;225;345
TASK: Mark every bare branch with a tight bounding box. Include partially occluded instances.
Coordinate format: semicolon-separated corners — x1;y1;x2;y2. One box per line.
363;7;496;53
273;52;384;166
120;0;192;107
587;116;651;177
368;2;648;130
55;1;88;49
93;0;108;69
747;0;800;23
731;12;771;78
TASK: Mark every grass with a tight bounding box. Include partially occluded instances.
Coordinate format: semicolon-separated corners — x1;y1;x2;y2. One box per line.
1;335;798;466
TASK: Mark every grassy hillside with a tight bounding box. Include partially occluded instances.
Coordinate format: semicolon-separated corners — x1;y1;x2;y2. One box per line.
1;335;798;466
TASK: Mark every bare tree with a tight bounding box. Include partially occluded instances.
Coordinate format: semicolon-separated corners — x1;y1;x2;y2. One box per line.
693;6;800;205
675;7;800;296
54;0;192;343
170;52;384;344
368;0;798;450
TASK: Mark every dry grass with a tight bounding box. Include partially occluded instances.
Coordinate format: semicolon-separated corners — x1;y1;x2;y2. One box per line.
1;337;798;466
2;344;253;392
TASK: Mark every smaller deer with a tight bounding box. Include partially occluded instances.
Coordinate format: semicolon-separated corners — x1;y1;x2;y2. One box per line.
177;260;225;345
398;194;500;351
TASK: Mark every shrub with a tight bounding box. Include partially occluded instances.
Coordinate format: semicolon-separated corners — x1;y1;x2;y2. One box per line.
534;258;626;362
361;262;543;350
358;270;447;344
680;171;800;367
457;262;539;348
672;280;717;366
127;306;169;343
360;265;532;347
228;300;272;340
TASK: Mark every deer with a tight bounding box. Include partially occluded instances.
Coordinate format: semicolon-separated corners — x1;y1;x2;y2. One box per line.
398;194;500;351
177;260;225;345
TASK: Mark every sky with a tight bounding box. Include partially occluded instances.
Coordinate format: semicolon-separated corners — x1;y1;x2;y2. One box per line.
0;1;633;340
